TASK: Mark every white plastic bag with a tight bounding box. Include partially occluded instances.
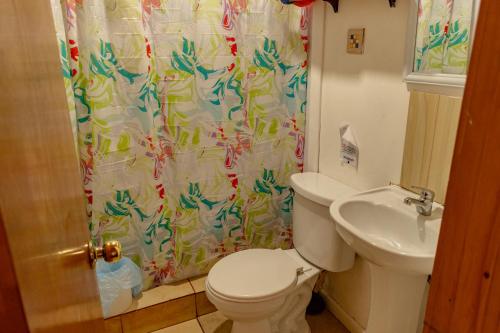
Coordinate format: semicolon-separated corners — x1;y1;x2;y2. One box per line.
96;257;143;318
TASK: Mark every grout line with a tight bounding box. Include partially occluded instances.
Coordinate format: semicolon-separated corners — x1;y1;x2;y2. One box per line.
188;274;208;294
194;292;200;317
196;317;207;333
187;278;196;293
119;315;124;333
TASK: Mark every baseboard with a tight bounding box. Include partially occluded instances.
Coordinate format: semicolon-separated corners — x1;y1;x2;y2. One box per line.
319;290;366;333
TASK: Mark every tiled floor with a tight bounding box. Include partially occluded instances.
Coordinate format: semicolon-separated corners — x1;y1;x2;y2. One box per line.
125;280;194;313
189;275;206;293
198;311;232;333
106;274;349;333
105;276;206;333
154;310;350;333
306;311;350;333
152;320;202;333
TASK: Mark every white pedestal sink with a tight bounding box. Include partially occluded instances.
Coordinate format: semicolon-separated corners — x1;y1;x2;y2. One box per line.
330;186;443;333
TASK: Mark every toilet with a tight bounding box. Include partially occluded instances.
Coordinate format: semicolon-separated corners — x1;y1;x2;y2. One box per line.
206;172;357;333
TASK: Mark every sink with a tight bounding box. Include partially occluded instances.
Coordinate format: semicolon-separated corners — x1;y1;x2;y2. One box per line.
329;185;443;333
330;186;442;275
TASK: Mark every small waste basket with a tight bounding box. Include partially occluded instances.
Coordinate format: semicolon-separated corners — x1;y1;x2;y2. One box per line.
96;257;143;318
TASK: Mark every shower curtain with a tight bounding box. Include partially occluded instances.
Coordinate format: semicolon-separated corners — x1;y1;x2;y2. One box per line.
414;0;474;74
51;0;309;289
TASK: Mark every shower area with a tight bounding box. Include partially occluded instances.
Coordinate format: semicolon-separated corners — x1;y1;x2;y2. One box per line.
49;0;309;300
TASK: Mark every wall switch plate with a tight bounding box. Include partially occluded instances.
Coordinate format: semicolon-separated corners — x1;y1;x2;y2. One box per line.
347;28;365;55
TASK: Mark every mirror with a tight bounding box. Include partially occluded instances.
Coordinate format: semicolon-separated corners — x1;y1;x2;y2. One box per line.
405;0;480;95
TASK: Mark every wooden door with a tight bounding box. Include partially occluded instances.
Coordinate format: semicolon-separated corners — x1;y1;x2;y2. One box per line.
0;1;104;332
423;0;500;332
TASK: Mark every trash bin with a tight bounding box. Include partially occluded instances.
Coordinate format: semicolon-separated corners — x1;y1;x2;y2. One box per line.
96;257;143;318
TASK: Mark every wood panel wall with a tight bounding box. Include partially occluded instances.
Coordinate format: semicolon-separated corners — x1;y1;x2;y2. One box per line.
400;91;462;203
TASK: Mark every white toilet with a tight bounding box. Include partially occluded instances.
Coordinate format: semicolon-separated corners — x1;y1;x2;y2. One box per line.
206;172;357;333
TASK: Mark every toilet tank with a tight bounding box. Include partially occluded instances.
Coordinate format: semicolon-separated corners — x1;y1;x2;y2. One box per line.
290;172;356;272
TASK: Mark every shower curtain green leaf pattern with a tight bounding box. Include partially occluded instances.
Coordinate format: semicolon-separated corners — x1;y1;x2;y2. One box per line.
414;0;474;74
51;0;309;289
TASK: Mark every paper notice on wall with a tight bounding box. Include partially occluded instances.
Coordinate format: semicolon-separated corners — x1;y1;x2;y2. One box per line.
339;123;359;169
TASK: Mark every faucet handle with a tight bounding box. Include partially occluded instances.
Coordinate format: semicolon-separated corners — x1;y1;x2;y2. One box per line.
411;186;435;201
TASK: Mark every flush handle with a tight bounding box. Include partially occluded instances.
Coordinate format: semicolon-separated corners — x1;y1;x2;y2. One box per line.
88;240;122;267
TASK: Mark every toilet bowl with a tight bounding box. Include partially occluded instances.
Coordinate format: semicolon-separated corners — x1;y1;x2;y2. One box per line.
206;248;321;333
206;172;357;333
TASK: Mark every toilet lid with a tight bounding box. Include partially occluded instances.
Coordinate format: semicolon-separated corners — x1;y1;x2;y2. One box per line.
207;249;299;301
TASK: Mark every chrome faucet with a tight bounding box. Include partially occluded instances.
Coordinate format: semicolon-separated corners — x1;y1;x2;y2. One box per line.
404;186;435;216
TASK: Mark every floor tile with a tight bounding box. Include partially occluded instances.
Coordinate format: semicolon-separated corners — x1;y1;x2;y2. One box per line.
307;310;350;333
195;291;217;316
189;275;207;293
152;319;203;333
197;311;232;333
121;295;196;333
104;316;122;333
125;280;194;313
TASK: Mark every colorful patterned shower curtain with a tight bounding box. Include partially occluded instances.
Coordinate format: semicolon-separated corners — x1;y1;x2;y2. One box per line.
51;0;309;290
414;0;474;74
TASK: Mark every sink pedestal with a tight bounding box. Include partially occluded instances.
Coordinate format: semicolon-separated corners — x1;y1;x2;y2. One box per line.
366;262;427;333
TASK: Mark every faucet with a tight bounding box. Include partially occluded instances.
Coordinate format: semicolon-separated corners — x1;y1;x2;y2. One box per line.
404;186;435;216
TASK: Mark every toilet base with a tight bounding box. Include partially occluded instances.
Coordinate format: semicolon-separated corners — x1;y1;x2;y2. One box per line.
269;279;316;333
229;280;315;333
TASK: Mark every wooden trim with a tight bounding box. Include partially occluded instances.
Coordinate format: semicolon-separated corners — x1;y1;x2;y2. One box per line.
423;0;500;331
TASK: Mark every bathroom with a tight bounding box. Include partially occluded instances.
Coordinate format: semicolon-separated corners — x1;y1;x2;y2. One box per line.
0;0;498;332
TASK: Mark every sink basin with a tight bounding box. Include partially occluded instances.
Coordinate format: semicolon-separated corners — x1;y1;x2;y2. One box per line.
330;185;442;275
329;185;443;333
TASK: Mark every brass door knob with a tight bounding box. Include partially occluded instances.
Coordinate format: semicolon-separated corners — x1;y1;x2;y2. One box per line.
88;240;122;267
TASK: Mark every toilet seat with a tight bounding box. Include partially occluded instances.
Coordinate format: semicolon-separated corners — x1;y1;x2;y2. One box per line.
206;249;300;302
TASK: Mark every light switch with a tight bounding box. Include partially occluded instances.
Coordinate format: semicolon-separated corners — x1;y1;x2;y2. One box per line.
347;28;365;55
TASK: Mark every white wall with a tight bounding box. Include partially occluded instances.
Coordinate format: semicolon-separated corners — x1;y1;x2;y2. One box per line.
313;0;412;330
318;0;411;190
